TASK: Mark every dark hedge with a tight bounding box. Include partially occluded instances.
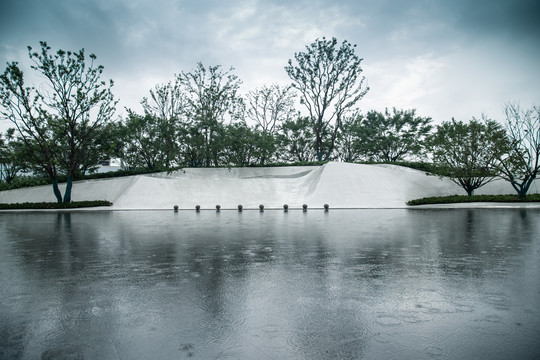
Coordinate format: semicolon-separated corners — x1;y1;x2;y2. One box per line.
0;200;112;210
407;194;540;206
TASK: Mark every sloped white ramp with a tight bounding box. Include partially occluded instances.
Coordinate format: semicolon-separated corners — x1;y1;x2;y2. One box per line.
0;162;525;209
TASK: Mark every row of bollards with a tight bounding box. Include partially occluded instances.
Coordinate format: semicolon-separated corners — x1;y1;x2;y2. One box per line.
174;204;330;212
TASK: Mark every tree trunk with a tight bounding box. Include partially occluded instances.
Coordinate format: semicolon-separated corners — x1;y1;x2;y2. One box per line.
63;176;73;203
512;177;533;199
52;178;63;203
519;180;532;199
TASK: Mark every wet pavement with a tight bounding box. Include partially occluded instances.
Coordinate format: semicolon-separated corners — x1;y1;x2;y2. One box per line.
1;209;539;359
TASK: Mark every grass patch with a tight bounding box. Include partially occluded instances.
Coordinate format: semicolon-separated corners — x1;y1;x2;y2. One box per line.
0;200;112;210
407;194;540;206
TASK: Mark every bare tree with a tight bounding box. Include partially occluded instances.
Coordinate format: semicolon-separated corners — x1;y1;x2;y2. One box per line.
496;103;540;198
141;78;184;121
246;84;296;134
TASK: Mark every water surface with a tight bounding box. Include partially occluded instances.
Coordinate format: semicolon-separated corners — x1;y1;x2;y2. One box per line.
1;209;539;359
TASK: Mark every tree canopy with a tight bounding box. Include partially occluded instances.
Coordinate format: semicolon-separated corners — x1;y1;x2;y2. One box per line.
356;108;432;162
430;117;508;196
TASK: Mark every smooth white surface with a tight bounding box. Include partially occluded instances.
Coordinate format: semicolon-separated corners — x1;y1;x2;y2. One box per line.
0;162;536;209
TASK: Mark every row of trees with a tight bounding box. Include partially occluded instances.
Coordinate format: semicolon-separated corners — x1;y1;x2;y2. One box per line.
1;40;539;202
431;106;540;198
117;81;433;170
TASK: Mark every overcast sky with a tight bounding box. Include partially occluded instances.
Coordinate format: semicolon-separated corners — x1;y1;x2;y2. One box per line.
1;0;539;129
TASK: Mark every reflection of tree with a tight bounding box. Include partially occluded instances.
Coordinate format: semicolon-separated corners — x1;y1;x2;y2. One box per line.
2;212;114;358
2;209;539;358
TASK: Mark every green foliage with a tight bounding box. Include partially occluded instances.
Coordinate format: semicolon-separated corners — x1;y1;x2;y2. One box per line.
336;114;364;162
0;200;112;210
261;160;328;167
276;116;317;163
430;117;508;196
1;129;29;183
355;160;443;175
221;122;274;166
0;175;49;191
0;167;183;192
407;194;540;206
285;37;369;161
118;111;178;171
178;62;243;167
362;108;433;162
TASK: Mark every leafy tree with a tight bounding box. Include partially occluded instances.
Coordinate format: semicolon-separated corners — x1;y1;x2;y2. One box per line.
118;111;176;171
177;121;206;167
496;103;540;198
140;78;185;169
75;121;119;177
277;116;317;163
178;62;242;167
0;42;116;202
285;37;368;161
336;113;365;162
338;112;372;162
221;121;263;166
359;108;433;162
430;117;508;196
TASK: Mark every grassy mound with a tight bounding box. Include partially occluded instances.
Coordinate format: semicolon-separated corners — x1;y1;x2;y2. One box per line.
0;200;112;210
407;194;540;206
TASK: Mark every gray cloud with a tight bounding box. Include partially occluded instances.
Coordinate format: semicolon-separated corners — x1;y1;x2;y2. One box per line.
1;0;538;125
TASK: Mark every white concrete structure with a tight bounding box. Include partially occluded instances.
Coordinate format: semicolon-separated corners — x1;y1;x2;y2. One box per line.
0;162;537;209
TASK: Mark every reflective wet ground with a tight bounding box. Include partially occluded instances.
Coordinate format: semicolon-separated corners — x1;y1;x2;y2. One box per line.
1;209;539;359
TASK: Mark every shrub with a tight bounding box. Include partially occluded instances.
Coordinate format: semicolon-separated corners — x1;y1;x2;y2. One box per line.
0;200;112;210
407;194;540;206
0;175;50;191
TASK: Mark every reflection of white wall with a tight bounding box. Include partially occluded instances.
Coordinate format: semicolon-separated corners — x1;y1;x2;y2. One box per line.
0;162;537;209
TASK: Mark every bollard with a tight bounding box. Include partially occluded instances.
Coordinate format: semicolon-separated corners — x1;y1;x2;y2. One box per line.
216;205;221;212
283;204;289;212
324;204;329;211
174;205;179;213
238;204;243;212
259;204;264;212
195;205;200;212
302;204;308;212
